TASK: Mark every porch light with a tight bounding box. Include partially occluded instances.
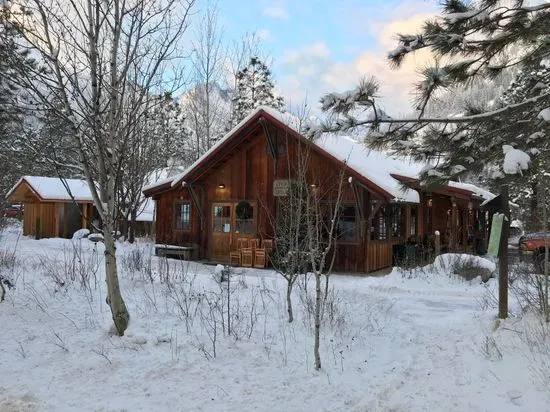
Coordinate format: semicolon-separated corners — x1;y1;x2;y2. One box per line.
427;198;433;208
218;183;226;189
310;183;318;188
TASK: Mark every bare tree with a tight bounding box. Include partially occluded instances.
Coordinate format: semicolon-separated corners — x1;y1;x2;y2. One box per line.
306;167;345;371
267;144;310;323
183;2;229;158
120;93;190;243
7;0;195;335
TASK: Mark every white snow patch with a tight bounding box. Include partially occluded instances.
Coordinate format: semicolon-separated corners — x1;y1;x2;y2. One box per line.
537;107;550;122
502;145;530;174
72;228;90;240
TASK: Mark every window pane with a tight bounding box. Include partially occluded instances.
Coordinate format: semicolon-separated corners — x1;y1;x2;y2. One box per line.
236;205;254;234
174;202;191;230
378;206;387;241
410;207;417;237
391;206;404;239
337;205;356;241
213;205;231;232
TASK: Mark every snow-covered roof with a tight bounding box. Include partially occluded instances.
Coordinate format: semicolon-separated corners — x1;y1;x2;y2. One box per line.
7;176;94;202
447;181;495;202
315;134;422;202
143;106;494;203
135;198;155;222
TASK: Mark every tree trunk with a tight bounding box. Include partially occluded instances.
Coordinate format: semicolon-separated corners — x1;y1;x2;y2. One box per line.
314;271;321;370
498;184;509;320
128;209;136;244
286;280;294;323
104;227;130;335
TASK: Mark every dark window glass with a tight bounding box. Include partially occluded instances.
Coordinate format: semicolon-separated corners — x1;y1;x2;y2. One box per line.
337;205;357;241
174;202;191;230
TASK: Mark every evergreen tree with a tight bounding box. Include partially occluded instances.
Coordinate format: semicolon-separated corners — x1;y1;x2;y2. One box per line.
231;56;284;125
0;4;44;203
318;1;550;188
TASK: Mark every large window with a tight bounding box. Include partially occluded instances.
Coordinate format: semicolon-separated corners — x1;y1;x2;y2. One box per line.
337;205;357;242
391;206;405;239
174;202;191;230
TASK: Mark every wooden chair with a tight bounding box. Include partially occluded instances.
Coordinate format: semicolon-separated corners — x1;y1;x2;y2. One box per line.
254;239;273;269
242;238;260;268
229;238;247;266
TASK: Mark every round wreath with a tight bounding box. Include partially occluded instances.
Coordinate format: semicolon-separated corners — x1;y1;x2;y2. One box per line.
236;201;253;220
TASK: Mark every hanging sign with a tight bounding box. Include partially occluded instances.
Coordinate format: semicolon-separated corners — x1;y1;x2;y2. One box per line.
273;179;290;197
487;213;504;257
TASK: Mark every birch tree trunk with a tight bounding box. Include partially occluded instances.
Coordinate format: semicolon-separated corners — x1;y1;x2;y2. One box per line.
103;225;130;334
286;281;294;323
314;270;322;370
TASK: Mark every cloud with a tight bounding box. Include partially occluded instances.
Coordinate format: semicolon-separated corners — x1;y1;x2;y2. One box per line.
263;6;290;20
282;42;330;64
277;9;435;116
257;29;274;42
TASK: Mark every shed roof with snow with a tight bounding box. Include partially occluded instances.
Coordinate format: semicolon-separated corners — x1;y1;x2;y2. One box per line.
6;176;94;203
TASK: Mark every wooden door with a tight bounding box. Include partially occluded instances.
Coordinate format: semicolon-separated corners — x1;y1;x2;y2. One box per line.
211;203;233;262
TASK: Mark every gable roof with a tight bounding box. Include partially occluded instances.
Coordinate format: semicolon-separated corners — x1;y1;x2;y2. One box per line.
143;106;494;203
6;176;94;203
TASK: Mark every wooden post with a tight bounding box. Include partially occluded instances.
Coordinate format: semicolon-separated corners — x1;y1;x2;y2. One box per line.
63;203;69;238
82;203;88;229
451;198;457;251
499;185;509;319
435;231;441;256
54;203;60;237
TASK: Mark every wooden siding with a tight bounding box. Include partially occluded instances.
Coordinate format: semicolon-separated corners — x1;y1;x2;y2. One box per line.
22;201;92;239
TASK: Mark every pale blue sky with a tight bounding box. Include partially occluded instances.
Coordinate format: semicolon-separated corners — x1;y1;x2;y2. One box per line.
210;0;438;114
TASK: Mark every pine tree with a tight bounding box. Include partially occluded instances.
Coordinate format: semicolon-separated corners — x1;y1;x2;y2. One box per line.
318;1;550;186
231;56;284;125
0;4;43;203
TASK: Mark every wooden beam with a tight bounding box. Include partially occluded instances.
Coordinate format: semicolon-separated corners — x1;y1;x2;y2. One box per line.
63;203;68;238
187;185;204;230
82;203;88;230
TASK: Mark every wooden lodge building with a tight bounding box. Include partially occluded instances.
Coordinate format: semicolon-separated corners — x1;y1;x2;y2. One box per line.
143;107;494;273
6;176;94;239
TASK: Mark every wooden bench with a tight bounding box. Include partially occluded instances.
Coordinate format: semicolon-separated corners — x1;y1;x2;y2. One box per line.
155;244;196;260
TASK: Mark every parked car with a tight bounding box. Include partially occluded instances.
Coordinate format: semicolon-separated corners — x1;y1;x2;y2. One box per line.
519;232;550;271
3;205;22;218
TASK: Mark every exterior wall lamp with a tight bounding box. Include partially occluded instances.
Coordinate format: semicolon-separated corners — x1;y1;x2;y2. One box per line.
218;183;226;189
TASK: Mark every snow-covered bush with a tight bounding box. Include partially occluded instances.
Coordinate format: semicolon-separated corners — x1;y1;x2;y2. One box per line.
72;228;90;240
510;261;550;318
121;245;153;282
38;242;100;294
0;226;19;301
435;254;496;282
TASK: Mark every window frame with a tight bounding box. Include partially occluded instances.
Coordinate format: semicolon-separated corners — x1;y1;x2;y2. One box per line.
173;200;192;232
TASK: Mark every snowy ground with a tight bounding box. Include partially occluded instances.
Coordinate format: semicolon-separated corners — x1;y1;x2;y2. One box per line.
1;222;549;412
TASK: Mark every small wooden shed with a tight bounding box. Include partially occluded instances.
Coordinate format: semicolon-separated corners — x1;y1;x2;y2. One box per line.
6;176;94;239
